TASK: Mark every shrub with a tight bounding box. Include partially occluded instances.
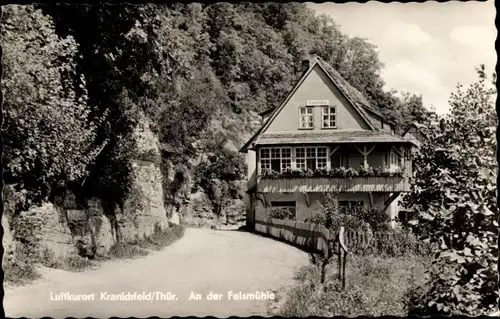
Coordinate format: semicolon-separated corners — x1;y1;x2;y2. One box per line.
278;255;431;316
61;254;95;272
268;207;295;221
109;242;149;259
3;255;40;285
260;166;404;179
400;68;498;315
137;224;185;250
2;5;103;210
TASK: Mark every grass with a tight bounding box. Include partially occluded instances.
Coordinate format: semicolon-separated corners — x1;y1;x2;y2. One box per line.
109;224;185;259
276;253;431;317
5;224;185;285
136;223;185;251
3;257;41;285
109;242;150;259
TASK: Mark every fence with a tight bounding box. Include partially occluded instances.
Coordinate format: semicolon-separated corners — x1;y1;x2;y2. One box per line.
254;219;331;255
254;218;431;290
254;218;429;257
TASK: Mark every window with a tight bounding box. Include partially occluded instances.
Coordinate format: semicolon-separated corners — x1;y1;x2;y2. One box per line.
295;146;328;170
299;107;314;129
322;106;336;128
331;153;342;168
389;149;401;171
338;201;364;214
260;147;292;172
271;201;296;208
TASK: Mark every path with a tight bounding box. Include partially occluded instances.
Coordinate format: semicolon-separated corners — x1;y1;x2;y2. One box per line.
4;228;309;318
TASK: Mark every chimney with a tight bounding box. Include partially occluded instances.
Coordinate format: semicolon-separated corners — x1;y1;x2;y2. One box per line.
301;59;310;72
299;56;318;75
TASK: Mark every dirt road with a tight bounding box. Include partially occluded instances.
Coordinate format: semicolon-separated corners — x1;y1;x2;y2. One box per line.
4;228;308;318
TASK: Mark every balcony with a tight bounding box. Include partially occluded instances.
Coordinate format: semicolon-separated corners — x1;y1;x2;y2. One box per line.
258;176;409;193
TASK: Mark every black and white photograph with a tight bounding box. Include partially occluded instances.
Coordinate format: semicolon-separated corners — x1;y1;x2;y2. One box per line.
1;1;498;317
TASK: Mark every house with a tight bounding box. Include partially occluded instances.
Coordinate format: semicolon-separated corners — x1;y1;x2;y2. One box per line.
239;56;417;230
398;122;428;223
402;122;427;148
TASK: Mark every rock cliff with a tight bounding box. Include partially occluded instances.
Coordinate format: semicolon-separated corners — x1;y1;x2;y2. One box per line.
5;117;169;263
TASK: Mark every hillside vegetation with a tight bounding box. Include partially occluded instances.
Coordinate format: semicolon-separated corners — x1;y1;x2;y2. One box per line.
3;3;429;227
22;3;426;213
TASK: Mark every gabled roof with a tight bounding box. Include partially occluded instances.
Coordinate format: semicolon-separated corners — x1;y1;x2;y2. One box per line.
240;57;396;153
402;122;428;138
255;130;416;146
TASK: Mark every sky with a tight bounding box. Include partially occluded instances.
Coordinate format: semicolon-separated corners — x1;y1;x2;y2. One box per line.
307;1;497;114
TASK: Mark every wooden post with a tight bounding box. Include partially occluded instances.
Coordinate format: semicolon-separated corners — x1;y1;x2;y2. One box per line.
329;145;340;170
303;192;310;207
354;145;375;169
342;248;347;289
337;239;341;281
339;226;349;290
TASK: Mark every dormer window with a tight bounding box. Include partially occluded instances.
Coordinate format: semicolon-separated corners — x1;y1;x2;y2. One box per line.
299;107;314;129
322;106;336;129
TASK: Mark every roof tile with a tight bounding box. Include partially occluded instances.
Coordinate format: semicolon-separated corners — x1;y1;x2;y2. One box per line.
255;130;415;146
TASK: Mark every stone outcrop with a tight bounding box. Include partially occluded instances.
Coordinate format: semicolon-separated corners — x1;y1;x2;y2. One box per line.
2;213;15;264
6;117;170;263
66;198;115;258
11;203;77;262
119;116;169;241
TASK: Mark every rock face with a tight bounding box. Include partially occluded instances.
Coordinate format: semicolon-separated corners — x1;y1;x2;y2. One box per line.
2;213;15;264
11;203;77;262
6;117;170;264
119;117;169;241
66;198;115;258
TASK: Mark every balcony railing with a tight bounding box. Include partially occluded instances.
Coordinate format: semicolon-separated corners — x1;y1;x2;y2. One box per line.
257;176;410;193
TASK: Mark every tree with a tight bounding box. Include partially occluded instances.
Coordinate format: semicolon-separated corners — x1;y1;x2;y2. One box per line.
1;5;102;210
402;66;498;315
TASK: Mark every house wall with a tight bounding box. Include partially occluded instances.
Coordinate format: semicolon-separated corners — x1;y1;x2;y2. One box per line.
403;126;425;148
254;192;395;223
245;193;254;227
264;64;370;133
247;150;257;189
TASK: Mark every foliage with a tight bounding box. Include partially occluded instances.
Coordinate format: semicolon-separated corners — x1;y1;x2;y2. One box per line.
268;207;296;221
1;5;103;211
42;3;428;167
3;242;41;285
277;255;431;316
135;224;185;251
401;66;498;315
40;248;95;272
194;148;245;191
111;224;184;258
260;166;404;179
109;242;149;259
30;3;429;217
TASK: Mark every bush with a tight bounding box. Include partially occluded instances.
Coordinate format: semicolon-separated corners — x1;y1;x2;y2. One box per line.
60;254;95;272
268;207;295;221
278;255;431;316
111;224;185;258
109;242;149;259
354;230;434;257
260;166;404;179
3;257;40;285
2;5;103;210
137;224;185;250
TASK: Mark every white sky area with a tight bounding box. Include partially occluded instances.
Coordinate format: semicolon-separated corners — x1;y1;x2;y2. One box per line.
308;1;497;114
